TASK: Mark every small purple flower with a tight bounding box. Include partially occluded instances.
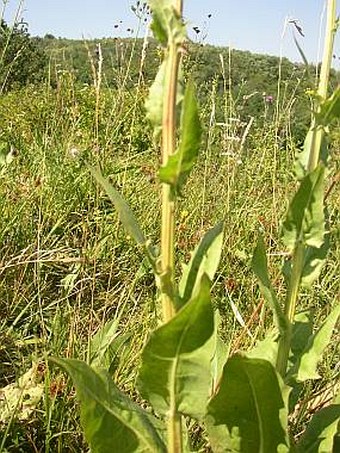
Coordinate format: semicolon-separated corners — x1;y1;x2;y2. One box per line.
265;95;274;104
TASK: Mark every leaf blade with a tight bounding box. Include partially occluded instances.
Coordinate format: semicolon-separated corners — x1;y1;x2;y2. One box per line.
51;358;166;453
206;354;290;453
295;303;340;382
282;165;326;252
179;221;224;307
138;275;215;420
251;235;288;335
90;166;146;246
159;81;202;195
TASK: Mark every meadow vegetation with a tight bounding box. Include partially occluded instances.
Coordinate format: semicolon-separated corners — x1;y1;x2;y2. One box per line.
0;1;339;451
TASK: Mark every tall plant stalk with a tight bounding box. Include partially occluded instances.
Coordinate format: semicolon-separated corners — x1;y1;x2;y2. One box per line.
276;0;337;376
161;0;183;324
160;1;184;451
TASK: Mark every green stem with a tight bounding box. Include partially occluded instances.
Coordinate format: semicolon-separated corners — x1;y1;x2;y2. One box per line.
276;0;337;377
167;412;182;453
308;0;337;172
161;3;182;323
161;44;180;323
276;243;304;376
160;1;183;451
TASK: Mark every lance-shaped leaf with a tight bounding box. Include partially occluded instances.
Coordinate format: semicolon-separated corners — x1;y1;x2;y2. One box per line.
293;303;340;382
206;354;290;453
89;320;132;373
282;165;326;252
51;358;166;453
90;166;146;245
296;396;340;453
159;82;202;195
179;222;224;307
90;319;120;369
251;235;288;335
149;0;186;46
90;166;158;271
290;310;314;367
138;275;215;420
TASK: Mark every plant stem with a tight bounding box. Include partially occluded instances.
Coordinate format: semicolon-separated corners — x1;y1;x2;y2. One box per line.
168;411;182;453
308;0;337;172
276;0;337;377
160;3;183;452
161;2;182;323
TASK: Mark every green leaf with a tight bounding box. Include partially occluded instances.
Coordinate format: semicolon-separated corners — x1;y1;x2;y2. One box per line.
138;275;215;420
90;166;146;246
300;233;330;287
179;222;224;307
316;87;340;125
296;398;340;453
211;312;230;394
206;354;290;453
286;310;314;407
159;81;202;195
284;234;330;290
89;320;132;373
295;130;329;181
51;358;166;453
145;61;184;140
149;0;186;46
251;235;288;335
295;303;340;382
290;310;314;365
145;61;166;138
247;332;279;367
90;319;119;368
282;165;326;252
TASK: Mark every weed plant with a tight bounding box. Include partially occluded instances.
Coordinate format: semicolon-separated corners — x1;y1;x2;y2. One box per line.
0;0;339;452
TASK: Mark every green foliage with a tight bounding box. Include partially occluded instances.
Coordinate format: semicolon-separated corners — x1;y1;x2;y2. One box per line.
282;165;326;251
145;61;166;137
296;398;340;453
316;86;340;126
251;235;288;334
50;358;166;453
139;275;215;420
149;0;186;45
159;82;202;195
90;167;146;246
293;303;340;382
0;19;47;91
1;1;339;452
206;354;290;453
179;221;224;306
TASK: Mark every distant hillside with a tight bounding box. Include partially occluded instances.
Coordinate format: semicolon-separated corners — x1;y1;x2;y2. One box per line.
37;35;339;141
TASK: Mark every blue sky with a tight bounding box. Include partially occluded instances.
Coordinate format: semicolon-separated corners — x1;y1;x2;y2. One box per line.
3;1;340;67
